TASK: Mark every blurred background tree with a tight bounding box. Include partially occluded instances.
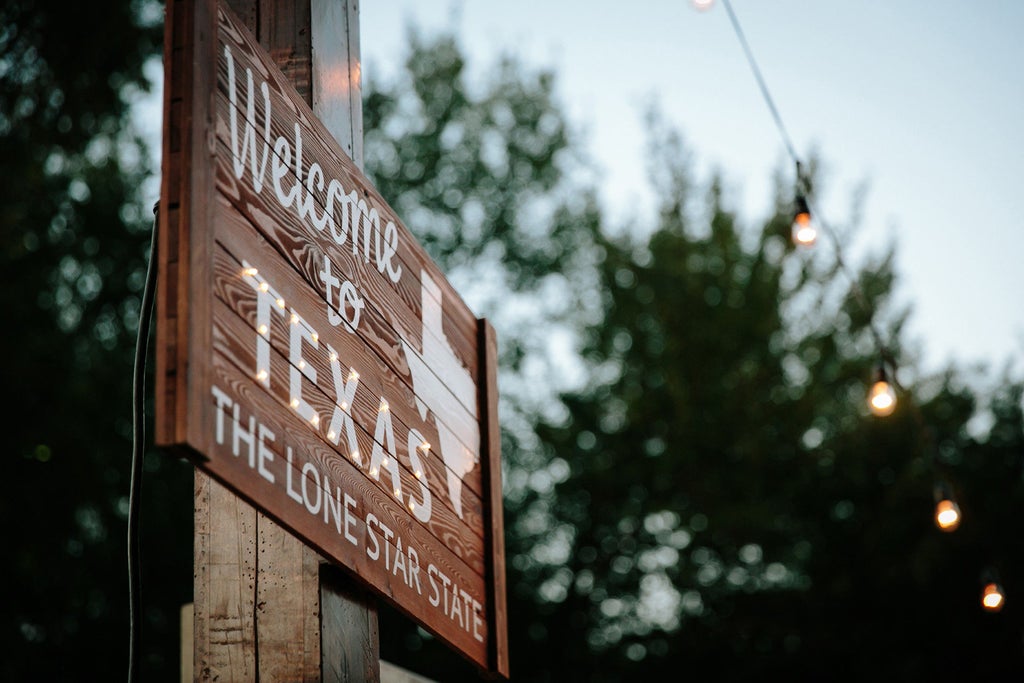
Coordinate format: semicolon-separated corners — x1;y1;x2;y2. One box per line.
1;0;193;680
3;2;1022;681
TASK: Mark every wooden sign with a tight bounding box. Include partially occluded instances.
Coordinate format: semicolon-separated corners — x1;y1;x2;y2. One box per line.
156;0;508;676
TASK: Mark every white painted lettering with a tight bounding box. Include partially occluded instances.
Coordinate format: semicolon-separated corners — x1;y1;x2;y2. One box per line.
286;447;304;505
366;512;380;561
369;398;402;500
343;493;358;545
301;461;322;516
257;423;275;483
232;403;256;466
226;46;271;193
288;308;320;429
406;428;432;523
211;385;232;444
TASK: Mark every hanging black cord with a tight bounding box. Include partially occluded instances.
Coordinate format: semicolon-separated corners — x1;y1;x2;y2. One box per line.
720;0;800;165
129;200;159;683
719;0;897;379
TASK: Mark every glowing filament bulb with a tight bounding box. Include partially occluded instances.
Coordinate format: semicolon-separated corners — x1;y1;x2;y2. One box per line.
340;401;348;410
421;442;431;452
868;380;897;416
290;398;299;408
935;499;961;532
370;467;378;477
792;213;817;246
329;351;338;362
408;501;416;512
982;583;1005;612
258;324;268;335
351;450;361;464
349;369;359;381
310;414;319;427
259;282;269;293
791;194;816;247
298;360;306;370
691;0;715;10
290;313;299;325
276;297;286;309
414;469;422;479
242;267;258;277
327;430;336;440
379;400;389;413
256;369;268;382
394;487;401;497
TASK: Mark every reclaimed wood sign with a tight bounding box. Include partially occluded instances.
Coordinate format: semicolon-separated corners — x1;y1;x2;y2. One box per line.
155;0;508;675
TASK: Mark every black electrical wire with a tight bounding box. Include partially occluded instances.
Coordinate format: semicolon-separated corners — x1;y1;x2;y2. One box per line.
129;200;159;683
718;0;894;373
720;0;800;166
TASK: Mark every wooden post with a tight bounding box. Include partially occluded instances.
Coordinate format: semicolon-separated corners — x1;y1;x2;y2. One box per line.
193;1;378;681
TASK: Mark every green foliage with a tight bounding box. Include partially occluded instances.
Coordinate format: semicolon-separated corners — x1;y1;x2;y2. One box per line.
1;1;193;680
369;33;1024;683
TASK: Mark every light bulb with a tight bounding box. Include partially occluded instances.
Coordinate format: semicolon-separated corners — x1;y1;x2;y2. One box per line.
982;582;1005;612
691;0;715;10
934;499;961;531
791;194;816;247
792;212;817;246
867;364;897;416
868;380;896;416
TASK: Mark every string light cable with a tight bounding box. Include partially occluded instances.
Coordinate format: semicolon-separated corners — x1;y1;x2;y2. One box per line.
705;0;1000;608
716;0;898;397
129;200;159;683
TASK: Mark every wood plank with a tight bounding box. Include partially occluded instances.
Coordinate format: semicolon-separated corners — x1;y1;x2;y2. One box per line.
311;0;362;166
194;472;258;682
258;0;312;105
254;512;322;682
320;566;380;681
479;320;510;678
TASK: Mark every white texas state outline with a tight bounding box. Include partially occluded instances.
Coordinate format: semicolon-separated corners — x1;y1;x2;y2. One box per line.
401;271;478;519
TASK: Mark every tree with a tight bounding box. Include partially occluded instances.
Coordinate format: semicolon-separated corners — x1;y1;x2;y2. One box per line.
1;1;194;680
511;116;1024;681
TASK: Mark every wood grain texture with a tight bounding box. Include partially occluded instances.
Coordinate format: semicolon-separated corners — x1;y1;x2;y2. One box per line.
479;320;510;679
213;7;482;388
202;352;490;664
194;472;257;682
160;0;508;676
321;566;380;682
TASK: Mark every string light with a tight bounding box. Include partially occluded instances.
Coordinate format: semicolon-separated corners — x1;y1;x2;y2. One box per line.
933;481;961;532
867;363;897;417
791;192;817;247
710;0;1006;613
981;571;1006;613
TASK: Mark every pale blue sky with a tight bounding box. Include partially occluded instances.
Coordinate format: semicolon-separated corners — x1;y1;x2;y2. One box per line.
360;1;1024;382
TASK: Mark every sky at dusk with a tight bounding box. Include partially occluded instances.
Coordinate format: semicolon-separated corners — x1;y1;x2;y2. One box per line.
134;1;1024;386
360;1;1024;384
